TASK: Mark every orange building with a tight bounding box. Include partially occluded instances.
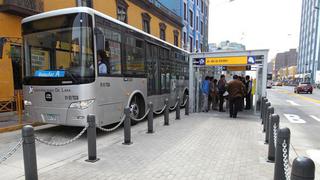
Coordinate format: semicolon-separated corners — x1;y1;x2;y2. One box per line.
0;0;182;110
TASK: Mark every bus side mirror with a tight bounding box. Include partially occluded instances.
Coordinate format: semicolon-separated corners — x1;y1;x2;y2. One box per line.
94;27;104;51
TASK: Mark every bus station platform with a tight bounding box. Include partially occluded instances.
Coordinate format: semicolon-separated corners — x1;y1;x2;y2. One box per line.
0;110;279;180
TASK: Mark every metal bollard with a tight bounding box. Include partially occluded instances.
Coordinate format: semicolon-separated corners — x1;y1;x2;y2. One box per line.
261;97;266;119
263;102;271;132
176;96;181;120
265;106;274;144
262;98;268;124
268;114;279;162
123;107;132;145
147;102;154;134
185;95;189;116
274;127;291;180
86;115;99;162
164;98;169;126
22;125;38;180
291;156;315;180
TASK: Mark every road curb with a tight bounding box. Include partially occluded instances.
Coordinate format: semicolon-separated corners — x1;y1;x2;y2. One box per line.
0;122;44;133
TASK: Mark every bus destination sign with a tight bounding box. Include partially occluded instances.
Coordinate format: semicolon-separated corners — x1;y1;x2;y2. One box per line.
205;56;256;66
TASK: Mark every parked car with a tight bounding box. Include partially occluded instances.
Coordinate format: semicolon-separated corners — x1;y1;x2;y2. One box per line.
294;82;313;94
267;80;273;88
274;82;283;86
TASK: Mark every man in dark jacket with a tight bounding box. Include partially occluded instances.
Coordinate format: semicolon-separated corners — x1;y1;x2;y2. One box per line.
245;75;252;110
217;75;226;112
227;75;245;118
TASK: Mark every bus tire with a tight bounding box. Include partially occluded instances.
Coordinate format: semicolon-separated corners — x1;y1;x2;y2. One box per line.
129;94;145;125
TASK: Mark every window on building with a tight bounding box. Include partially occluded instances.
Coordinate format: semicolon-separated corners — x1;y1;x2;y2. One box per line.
196;16;199;31
189;36;193;52
197;0;199;6
77;0;92;7
184;3;187;20
183;32;186;45
141;13;151;33
201;1;204;13
196;40;199;52
173;30;179;47
117;0;128;23
204;5;207;16
200;43;203;52
189;10;193;27
159;23;167;41
10;45;22;89
201;21;204;35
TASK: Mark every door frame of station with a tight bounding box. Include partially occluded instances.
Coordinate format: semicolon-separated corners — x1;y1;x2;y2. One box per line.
188;49;269;114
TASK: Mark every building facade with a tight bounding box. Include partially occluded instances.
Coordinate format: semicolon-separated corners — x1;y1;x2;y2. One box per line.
0;0;183;102
297;0;320;83
158;0;209;52
274;49;297;81
0;0;44;100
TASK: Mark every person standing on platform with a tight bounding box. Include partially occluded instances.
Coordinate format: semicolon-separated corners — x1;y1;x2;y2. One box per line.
245;75;252;110
212;79;219;110
218;75;227;112
201;76;210;112
227;75;245;118
208;77;214;111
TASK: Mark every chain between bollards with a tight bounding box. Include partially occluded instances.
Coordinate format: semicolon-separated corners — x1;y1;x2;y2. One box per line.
22;125;38;180
274;127;291;180
123;107;132;145
147;102;154;134
86;115;99;163
265;106;274;144
176;96;181;120
268;114;279;162
164;98;169;126
185;95;189;115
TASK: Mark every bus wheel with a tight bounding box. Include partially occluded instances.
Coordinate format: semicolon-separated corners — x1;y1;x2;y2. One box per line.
129;95;145;124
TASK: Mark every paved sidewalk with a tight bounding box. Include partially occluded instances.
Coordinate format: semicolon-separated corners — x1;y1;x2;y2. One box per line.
1;111;275;180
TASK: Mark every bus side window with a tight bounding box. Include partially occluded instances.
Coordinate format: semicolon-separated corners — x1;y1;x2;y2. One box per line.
124;36;145;75
95;26;122;76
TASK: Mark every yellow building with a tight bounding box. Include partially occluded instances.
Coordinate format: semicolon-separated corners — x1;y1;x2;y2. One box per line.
44;0;182;47
0;0;43;104
0;0;182;107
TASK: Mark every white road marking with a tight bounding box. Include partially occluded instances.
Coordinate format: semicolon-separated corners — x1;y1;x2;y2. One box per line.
286;100;300;106
310;115;320;122
284;114;306;124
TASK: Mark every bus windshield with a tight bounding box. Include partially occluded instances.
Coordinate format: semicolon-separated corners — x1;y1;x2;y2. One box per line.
22;13;94;85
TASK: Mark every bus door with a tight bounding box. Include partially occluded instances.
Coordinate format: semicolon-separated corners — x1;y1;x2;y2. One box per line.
146;42;161;108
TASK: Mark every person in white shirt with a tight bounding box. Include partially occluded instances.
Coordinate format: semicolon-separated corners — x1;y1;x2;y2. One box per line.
97;50;108;76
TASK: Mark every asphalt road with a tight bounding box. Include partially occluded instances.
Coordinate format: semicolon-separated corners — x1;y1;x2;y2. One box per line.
267;85;320;174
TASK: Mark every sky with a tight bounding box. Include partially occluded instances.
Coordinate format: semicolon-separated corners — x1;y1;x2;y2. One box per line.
209;0;302;61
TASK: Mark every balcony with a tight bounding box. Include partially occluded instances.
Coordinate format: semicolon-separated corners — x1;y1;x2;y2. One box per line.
0;0;44;17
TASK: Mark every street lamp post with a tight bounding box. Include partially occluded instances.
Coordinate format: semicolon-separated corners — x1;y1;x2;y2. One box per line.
303;63;308;82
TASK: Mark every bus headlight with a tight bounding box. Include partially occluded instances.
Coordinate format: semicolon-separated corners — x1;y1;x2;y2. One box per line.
69;99;95;110
24;100;32;106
